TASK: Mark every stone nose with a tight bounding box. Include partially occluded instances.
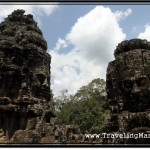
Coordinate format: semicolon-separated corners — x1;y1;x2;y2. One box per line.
42;78;49;88
37;73;49;88
131;83;141;94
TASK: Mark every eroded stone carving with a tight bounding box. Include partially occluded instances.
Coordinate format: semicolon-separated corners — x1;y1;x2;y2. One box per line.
106;39;150;144
0;9;89;145
0;9;55;143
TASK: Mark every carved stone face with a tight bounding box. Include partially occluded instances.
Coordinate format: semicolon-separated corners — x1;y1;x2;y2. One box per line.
114;49;150;112
32;67;50;101
120;71;150;112
30;51;51;101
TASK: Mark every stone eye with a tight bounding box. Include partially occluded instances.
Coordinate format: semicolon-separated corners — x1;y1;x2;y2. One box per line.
123;81;133;89
137;78;147;87
36;73;45;84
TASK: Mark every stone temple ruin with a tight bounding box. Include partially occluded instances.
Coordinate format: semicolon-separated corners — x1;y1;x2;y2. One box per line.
0;9;84;144
0;9;55;143
105;39;150;144
1;9;150;145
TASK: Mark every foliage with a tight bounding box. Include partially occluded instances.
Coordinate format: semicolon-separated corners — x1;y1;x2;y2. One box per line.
54;78;109;134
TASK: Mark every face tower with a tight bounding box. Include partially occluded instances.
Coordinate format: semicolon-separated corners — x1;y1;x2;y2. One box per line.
106;39;150;144
0;10;55;142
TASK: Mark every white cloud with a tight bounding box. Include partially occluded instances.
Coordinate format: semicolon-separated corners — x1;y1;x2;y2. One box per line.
51;48;103;96
138;24;150;40
114;8;132;21
53;38;68;52
50;6;127;96
0;5;58;23
66;6;126;66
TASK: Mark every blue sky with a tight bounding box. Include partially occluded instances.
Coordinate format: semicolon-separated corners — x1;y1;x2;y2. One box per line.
1;3;150;96
41;5;150;47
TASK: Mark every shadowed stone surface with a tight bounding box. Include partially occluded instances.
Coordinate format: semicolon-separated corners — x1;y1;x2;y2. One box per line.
0;9;55;143
0;9;89;145
105;39;150;144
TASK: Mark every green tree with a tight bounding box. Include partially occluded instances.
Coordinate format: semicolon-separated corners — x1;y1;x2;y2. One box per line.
55;78;109;134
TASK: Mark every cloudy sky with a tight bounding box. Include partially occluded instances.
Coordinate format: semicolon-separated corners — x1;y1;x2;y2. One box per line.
0;3;150;96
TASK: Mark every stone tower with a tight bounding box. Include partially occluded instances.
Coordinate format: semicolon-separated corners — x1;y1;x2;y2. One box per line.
0;10;55;143
105;39;150;144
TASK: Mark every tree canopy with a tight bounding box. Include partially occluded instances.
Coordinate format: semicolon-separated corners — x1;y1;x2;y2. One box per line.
54;78;109;134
